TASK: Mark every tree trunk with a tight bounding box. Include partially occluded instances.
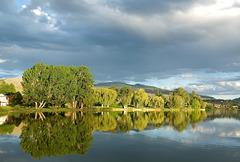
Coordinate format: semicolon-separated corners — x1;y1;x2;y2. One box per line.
35;102;38;109
72;96;77;109
39;102;46;109
101;104;103;107
80;111;83;117
80;102;84;109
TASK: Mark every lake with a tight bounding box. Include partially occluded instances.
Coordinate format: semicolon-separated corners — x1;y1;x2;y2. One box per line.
0;110;240;162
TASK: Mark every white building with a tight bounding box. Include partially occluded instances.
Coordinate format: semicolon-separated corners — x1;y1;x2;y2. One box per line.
0;94;9;106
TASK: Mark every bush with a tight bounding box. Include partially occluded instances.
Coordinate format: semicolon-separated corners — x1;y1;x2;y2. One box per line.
13;105;21;109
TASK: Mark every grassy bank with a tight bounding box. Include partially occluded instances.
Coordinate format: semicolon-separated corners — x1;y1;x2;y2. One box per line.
0;106;209;116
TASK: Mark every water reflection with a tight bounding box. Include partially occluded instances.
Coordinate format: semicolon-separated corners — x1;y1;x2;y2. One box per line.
0;110;240;160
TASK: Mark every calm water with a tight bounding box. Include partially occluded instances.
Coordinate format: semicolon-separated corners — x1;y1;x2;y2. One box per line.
0;110;240;162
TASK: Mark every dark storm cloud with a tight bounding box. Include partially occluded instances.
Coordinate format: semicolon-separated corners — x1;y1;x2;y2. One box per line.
0;0;240;97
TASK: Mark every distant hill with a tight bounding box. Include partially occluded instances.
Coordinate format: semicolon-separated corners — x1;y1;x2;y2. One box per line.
0;78;23;92
95;82;170;94
94;82;215;99
234;97;240;101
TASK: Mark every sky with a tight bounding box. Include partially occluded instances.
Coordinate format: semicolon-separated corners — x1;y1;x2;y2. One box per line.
0;0;240;99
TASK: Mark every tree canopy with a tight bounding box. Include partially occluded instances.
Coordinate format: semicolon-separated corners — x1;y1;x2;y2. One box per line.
132;88;148;108
118;86;133;108
21;63;94;109
0;82;16;95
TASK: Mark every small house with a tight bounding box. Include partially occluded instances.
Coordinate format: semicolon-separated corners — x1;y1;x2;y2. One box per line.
0;94;9;106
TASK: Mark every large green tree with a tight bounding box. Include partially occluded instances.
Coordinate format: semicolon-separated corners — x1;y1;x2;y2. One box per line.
155;90;166;102
118;86;133;108
49;65;69;108
22;63;94;109
190;91;207;109
168;93;185;108
96;88;117;107
109;85;118;92
132;88;148;108
149;96;164;108
67;66;94;109
172;88;190;106
22;63;52;109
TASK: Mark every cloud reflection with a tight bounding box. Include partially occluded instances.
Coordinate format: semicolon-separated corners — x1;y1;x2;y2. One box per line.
132;118;240;147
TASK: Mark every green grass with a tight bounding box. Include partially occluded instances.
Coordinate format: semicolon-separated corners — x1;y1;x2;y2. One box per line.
0;106;13;114
0;105;207;115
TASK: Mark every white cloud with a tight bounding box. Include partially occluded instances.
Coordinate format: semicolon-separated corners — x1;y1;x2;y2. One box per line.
190;0;240;17
22;5;27;9
31;7;58;30
31;7;42;16
0;59;9;63
180;75;203;79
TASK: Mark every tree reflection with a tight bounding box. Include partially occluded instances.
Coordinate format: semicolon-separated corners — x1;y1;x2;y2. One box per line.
133;112;148;131
17;110;207;159
20;113;96;159
117;113;133;133
191;111;207;128
97;113;117;132
147;112;165;128
168;111;190;132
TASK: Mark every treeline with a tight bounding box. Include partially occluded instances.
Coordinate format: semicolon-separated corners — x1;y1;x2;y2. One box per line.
21;63;206;109
94;86;206;109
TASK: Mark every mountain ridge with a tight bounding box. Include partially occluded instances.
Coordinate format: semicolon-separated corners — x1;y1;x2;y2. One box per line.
234;97;240;101
94;82;214;99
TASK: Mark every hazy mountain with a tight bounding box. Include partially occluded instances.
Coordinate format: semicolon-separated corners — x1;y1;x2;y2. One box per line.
234;97;240;101
94;82;171;94
94;82;216;99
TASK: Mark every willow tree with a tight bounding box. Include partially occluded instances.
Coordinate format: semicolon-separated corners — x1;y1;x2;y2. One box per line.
149;96;164;108
109;85;119;92
22;63;52;109
96;88;117;107
155;90;166;102
190;91;207;109
132;88;148;108
118;86;133;108
168;92;185;108
173;87;190;106
82;87;97;108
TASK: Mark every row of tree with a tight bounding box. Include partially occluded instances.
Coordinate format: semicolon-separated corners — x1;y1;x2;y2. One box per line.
94;86;206;109
21;63;206;109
